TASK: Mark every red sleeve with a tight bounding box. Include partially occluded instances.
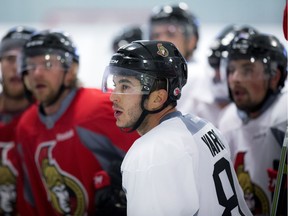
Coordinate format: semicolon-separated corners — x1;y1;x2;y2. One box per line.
283;2;288;40
76;88;139;152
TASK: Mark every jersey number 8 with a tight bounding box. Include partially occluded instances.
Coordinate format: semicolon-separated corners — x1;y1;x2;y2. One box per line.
213;157;245;215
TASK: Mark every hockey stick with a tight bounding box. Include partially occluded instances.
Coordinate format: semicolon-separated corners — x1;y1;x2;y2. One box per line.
270;126;288;216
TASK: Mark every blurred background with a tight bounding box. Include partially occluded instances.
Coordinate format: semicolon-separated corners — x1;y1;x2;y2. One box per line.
1;0;286;87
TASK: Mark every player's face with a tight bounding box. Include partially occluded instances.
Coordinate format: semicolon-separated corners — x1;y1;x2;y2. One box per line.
110;75;143;129
150;24;188;59
0;49;25;99
227;59;270;111
25;55;66;105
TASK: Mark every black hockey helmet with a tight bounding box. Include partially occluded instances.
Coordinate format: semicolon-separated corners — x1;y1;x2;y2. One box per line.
21;30;79;75
21;30;80;107
0;26;36;58
149;2;199;40
102;40;187;101
112;26;143;52
208;25;259;69
227;33;287;89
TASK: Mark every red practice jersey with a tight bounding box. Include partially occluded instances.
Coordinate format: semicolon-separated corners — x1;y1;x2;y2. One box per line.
283;2;288;40
16;88;139;216
0;107;35;215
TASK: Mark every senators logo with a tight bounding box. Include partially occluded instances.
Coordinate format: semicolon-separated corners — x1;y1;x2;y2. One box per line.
36;141;87;215
156;43;169;57
0;142;18;215
234;152;270;215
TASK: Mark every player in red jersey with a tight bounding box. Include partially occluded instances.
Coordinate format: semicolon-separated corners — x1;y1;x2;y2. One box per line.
16;30;139;216
219;33;287;215
0;26;36;215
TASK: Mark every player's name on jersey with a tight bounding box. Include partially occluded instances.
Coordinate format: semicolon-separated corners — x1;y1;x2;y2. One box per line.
201;129;226;157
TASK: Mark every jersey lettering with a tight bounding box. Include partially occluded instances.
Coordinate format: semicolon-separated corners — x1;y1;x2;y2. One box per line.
201;129;226;157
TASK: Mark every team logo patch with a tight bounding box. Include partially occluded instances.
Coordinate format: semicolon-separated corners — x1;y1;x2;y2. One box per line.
0;143;18;215
36;141;86;215
173;87;181;96
157;43;169;57
234;152;270;214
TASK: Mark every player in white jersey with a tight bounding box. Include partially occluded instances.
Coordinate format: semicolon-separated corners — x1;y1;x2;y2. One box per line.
102;40;252;216
147;2;211;119
181;25;260;127
218;33;287;215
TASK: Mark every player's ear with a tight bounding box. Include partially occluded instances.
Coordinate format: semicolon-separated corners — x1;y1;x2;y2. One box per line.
146;89;168;111
269;68;281;92
64;63;79;88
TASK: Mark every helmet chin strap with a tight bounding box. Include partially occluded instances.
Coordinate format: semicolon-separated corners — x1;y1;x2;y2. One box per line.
124;94;173;133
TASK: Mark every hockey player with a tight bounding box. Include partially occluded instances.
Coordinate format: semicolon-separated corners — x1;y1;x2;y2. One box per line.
148;2;199;61
16;30;139;216
218;33;287;215
148;2;229;127
192;24;259;126
102;40;252;216
0;26;36;215
148;2;208;115
207;24;258;105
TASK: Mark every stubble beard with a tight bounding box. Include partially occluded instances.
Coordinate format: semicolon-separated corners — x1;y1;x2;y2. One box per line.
2;84;26;100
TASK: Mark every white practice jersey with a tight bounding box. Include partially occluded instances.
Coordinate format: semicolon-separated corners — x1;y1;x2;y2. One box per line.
178;60;212;110
178;60;228;127
218;91;287;215
122;111;252;216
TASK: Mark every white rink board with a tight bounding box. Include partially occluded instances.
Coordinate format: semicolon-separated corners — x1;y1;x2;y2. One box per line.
0;23;285;89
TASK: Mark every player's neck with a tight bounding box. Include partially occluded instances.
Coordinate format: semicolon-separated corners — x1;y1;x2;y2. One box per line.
0;93;30;113
137;106;176;136
42;88;71;116
248;111;261;119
